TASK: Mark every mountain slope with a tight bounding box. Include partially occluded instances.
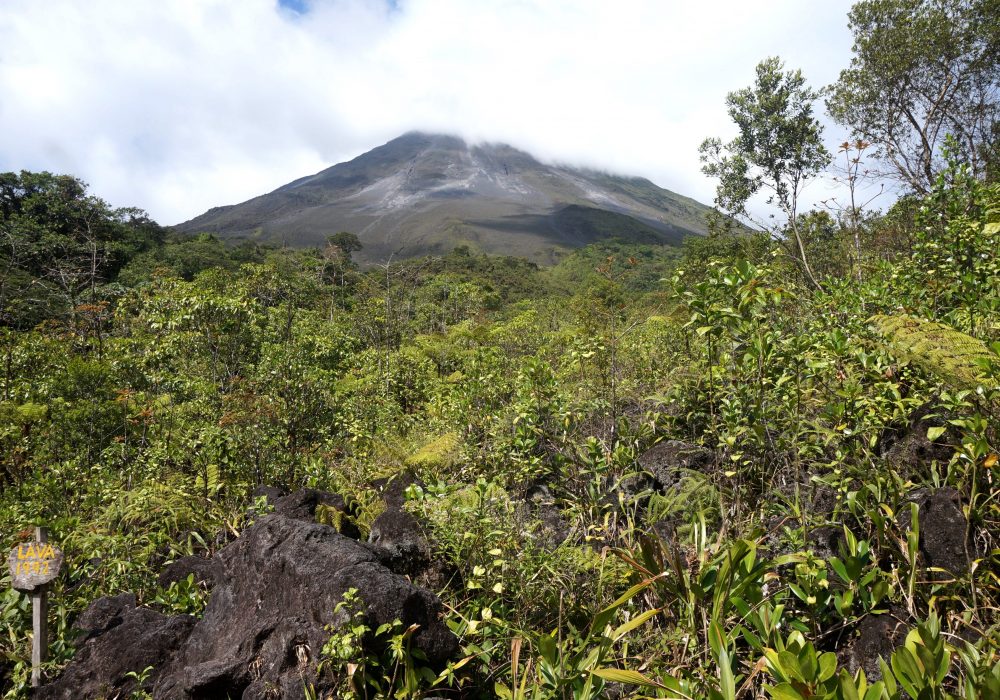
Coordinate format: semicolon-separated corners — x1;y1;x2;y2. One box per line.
176;132;712;264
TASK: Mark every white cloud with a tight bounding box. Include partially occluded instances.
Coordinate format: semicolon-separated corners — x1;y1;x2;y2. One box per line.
0;0;858;225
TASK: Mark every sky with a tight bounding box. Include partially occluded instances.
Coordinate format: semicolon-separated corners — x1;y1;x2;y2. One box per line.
0;0;860;226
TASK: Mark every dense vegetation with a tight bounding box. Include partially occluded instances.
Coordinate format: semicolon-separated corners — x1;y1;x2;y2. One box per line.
2;1;999;697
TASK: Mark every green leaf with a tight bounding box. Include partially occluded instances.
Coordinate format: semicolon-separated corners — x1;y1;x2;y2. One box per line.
878;658;897;696
838;669;860;700
536;633;557;665
818;652;837;682
777;650;805;683
611;608;660;642
717;648;736;700
926;426;947;442
766;682;804;700
862;682;886;700
594;573;662;630
591;668;667;689
891;649;922;698
708;620;728;660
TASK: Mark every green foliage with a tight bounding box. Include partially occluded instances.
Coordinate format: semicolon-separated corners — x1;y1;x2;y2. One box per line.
3;79;1000;698
871;315;999;391
153;574;208;616
0;170;163;326
319;588;437;699
827;0;1000;192
699;56;831;287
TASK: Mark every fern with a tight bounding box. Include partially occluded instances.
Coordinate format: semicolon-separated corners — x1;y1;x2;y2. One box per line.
870;314;999;391
316;503;361;537
406;432;461;471
194;463;222;498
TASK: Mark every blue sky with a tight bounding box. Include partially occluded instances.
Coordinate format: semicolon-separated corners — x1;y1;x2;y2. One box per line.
280;0;399;12
279;0;311;13
0;0;858;224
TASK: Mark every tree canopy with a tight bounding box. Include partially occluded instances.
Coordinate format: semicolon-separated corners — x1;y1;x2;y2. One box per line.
827;0;1000;192
699;57;830;287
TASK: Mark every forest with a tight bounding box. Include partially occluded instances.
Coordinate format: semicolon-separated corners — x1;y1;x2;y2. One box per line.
1;0;999;698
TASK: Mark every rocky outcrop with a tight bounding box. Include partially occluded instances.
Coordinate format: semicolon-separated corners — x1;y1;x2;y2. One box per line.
371;471;425;509
838;611;908;681
40;493;458;699
154;513;456;698
879;409;955;480
515;484;570;550
273;488;361;539
899;487;970;576
37;595;196;699
369;507;433;577
634;440;715;493
158;555;224;591
367;472;457;590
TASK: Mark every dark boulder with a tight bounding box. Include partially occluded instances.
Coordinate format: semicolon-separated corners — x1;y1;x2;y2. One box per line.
273;488;361;539
838;611;908;681
899;487;970;576
158;555;224;591
37;596;195;700
634;440;715;493
515;484;570;550
372;471;425;509
41;512;459;699
918;488;970;575
879;409;954;480
71;592;137;642
369;507;433;576
153;513;457;698
806;525;845;562
250;484;287;507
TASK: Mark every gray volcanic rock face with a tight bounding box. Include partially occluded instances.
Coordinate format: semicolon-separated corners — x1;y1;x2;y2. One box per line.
176;132;712;265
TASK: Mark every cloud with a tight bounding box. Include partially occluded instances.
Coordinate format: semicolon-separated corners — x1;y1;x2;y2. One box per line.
0;0;858;225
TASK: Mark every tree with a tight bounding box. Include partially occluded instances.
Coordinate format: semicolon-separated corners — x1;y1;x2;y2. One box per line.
699;57;831;289
0;171;162;326
827;0;1000;193
320;232;363;317
326;231;362;259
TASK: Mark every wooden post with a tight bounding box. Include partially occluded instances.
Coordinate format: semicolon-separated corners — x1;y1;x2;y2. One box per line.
31;526;48;688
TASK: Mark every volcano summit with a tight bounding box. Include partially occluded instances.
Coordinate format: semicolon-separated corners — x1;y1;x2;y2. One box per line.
177;132;712;265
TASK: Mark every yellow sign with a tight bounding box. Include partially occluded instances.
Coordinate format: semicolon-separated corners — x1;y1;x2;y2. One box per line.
8;540;63;591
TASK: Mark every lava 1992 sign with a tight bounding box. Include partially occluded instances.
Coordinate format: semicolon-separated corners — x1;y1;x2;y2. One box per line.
8;539;63;591
8;527;63;687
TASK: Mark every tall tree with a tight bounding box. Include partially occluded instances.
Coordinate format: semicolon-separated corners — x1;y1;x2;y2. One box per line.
0;171;162;326
699;57;831;289
827;0;1000;193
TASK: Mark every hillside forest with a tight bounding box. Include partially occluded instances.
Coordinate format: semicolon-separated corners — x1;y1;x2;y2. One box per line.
2;0;1000;698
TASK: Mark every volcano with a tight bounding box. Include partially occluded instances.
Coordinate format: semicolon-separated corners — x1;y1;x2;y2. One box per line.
176;132;712;265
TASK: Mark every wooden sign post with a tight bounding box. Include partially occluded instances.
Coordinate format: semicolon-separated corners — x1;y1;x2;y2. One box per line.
7;526;63;688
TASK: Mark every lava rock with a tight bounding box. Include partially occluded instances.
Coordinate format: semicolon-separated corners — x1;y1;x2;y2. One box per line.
372;471;425;509
72;592;137;642
273;488;361;539
899;487;970;576
152;513;457;698
369;507;433;576
37;598;195;700
636;440;715;492
838;611;908;681
250;484;287;507
158;555;225;591
879;410;954;480
41;513;459;700
806;525;844;562
515;484;570;550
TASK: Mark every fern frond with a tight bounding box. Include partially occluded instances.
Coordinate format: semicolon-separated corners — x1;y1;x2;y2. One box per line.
870;314;999;391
